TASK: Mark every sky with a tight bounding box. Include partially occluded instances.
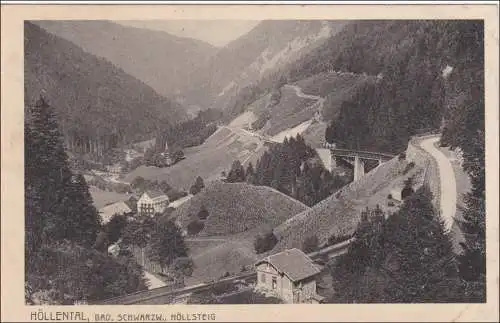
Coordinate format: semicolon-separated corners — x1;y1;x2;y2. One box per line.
115;20;261;47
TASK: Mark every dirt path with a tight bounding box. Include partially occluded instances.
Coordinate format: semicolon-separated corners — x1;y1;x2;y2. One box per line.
419;136;457;232
143;271;167;289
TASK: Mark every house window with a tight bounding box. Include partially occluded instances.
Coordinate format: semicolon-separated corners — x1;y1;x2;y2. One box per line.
272;277;277;290
261;273;266;284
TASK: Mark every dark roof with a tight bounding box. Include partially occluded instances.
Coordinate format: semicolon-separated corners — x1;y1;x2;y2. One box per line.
255;248;321;282
123;199;136;210
145;189;167;199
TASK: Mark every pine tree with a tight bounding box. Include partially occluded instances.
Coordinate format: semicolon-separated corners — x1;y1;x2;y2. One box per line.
226;160;246;183
245;162;255;184
26;96;100;248
383;187;459;302
329;189;463;303
197;205;210;220
457;126;485;285
104;214;128;245
61;174;101;246
189;176;205;195
348;206;386;270
148;219;188;271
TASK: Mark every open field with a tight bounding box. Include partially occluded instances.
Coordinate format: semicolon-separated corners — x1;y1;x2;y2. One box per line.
247;93;272;115
186;238;259;285
123;127;268;191
260;85;317;137
172;182;311;283
228;111;258;129
172;181;310;236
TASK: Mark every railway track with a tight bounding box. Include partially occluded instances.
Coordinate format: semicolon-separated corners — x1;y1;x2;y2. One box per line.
96;238;354;305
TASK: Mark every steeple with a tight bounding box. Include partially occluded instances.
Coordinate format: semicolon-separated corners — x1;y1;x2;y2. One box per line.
164;139;169;153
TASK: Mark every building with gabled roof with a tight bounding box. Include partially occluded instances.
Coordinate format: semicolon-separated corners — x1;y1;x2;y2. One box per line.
255;248;324;304
137;189;169;216
99;201;133;224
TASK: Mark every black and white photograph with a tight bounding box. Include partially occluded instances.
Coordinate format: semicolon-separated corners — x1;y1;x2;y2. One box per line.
0;3;496;320
21;17;488;306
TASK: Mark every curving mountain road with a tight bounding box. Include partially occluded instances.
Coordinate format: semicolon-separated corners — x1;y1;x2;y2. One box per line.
419;136;457;232
284;84;325;109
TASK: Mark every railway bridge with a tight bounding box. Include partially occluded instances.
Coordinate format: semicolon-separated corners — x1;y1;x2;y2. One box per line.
317;145;395;182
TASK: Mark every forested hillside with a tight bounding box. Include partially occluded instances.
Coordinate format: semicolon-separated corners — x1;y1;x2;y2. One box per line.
35;20;217;105
223;21;483;155
25;97;147;304
24;22;187;155
249;135;350;206
308;20;483;153
181;20;346;109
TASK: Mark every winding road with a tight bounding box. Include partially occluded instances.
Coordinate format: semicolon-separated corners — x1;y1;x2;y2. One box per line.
284;84;326;107
419;136;457;232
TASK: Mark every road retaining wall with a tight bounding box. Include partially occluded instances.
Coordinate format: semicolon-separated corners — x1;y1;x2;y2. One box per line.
406;136;442;218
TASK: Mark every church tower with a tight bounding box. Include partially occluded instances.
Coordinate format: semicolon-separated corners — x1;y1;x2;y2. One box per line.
161;139;173;166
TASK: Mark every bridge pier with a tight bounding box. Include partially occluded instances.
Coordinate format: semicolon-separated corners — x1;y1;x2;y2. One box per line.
353;155;365;182
330;154;337;171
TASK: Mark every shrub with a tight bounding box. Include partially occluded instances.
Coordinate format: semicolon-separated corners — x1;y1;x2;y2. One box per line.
189;176;205;195
398;152;406;160
166;188;187;202
211;280;237;296
254;231;278;254
172;257;194;278
130;176;146;190
401;186;415;200
402;161;415;175
197;205;210;220
187;220;205;236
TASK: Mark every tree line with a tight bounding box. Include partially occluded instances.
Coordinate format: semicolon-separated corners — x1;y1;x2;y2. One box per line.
25;97;147;304
328;186;484;303
25;22;187;161
156;108;222;150
225;135;350;207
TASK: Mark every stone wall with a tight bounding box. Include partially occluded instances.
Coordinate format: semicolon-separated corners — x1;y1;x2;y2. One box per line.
405;136;441;218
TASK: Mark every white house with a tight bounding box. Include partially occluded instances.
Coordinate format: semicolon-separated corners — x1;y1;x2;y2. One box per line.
255;248;324;304
137;190;169;216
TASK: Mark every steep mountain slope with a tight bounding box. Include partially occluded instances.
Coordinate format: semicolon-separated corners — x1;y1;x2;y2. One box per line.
225;20;483;155
25;22;187;151
34;20;217;109
181;20;347;109
293;20;483;153
172;181;311;236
